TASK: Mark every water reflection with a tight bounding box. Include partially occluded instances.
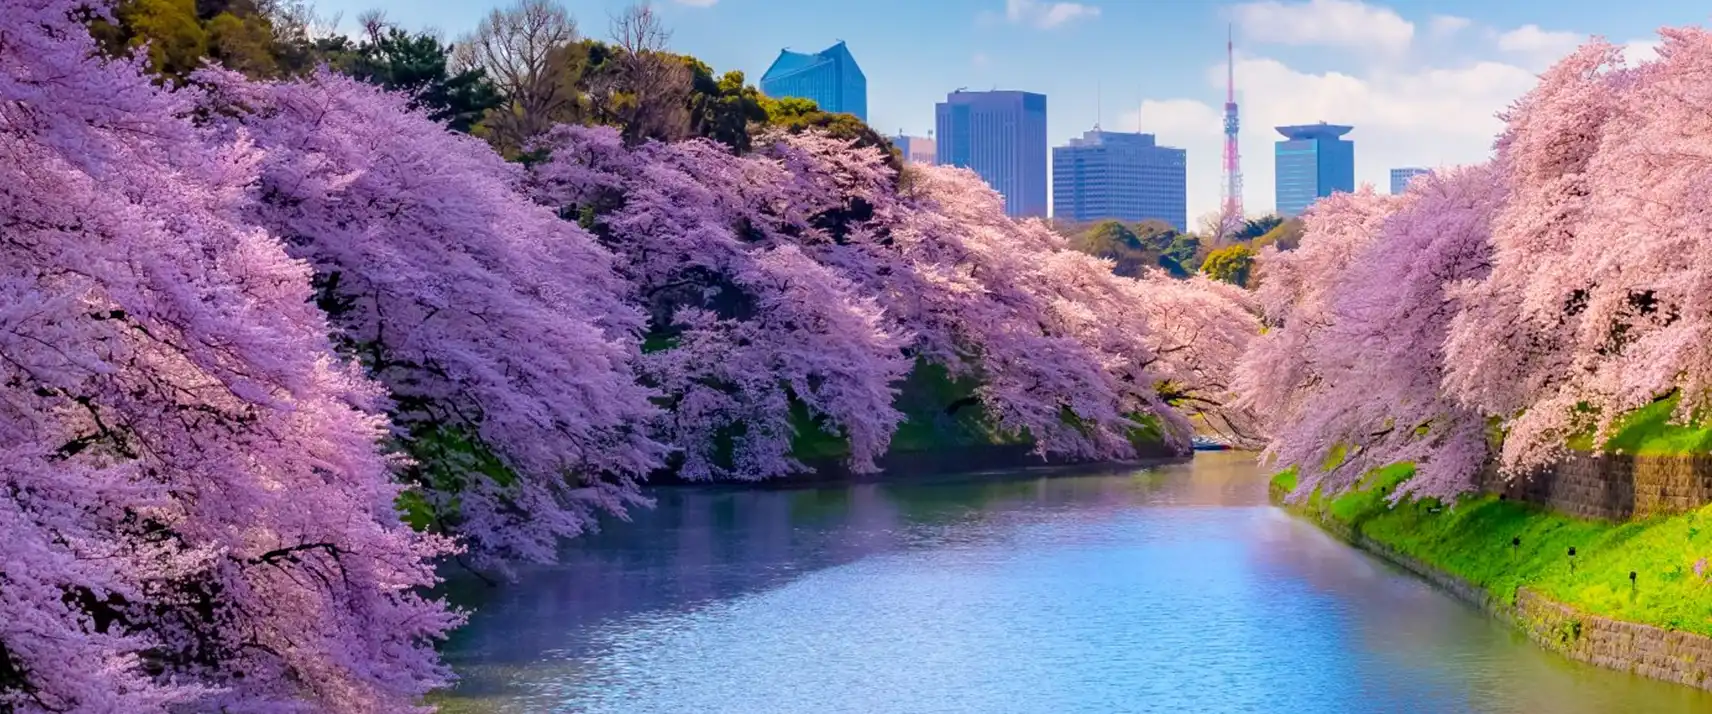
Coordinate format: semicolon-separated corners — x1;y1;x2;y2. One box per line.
436;452;1712;713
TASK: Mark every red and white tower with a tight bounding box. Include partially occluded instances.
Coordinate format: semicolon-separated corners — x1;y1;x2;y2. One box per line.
1218;25;1245;242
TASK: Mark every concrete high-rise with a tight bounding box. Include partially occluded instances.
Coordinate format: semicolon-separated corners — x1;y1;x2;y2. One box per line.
1052;129;1187;231
759;41;867;120
1390;167;1429;194
935;90;1048;218
1274;123;1355;217
892;134;936;165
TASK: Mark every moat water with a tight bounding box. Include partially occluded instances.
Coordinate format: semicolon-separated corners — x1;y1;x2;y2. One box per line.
435;451;1712;713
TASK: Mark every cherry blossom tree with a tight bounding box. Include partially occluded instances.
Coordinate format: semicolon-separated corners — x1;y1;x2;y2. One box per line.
2;1;456;710
1137;273;1264;448
533;126;1252;472
1567;29;1712;437
533;125;911;480
880;166;1183;457
198;69;668;569
1235;36;1712;495
1250;168;1506;500
1441;40;1633;474
1232;189;1400;493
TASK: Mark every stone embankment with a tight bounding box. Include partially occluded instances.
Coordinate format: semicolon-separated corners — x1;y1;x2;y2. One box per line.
1272;470;1712;692
1476;452;1712;520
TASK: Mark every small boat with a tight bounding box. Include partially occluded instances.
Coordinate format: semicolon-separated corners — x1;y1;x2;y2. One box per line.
1191;436;1231;451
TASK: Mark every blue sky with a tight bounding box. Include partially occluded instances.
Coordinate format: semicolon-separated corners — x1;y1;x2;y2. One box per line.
320;0;1704;220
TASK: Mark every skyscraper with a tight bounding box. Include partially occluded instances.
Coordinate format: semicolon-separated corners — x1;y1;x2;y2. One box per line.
892;134;936;165
935;90;1048;218
1052;129;1187;231
1390;167;1430;194
1274;123;1355;217
759;41;867;120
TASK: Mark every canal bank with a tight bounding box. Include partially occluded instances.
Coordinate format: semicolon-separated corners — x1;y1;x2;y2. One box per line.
1271;465;1712;693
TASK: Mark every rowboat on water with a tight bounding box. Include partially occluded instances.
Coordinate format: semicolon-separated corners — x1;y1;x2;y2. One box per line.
1191;436;1231;452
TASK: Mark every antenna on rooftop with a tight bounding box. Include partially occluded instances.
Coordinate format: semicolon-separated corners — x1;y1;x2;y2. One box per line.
1096;79;1102;131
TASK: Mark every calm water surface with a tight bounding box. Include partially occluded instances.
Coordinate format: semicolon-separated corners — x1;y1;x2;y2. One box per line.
435;452;1712;713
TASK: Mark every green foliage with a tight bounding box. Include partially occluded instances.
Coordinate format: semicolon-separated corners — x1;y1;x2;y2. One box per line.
1234;215;1283;242
1066;219;1197;278
1163;233;1203;273
395;489;437;531
205;9;280;77
1322;442;1349;471
91;0;208;78
757;94;901;171
884;360;1024;453
788;397;854;462
686;62;768;152
1201;244;1256;287
1250;217;1305;251
330;27;502;133
1070;221;1145;274
1566;392;1712;455
393;422;519;535
788;359;1078;467
1284;463;1712;636
1125;412;1166;451
89;0;308;80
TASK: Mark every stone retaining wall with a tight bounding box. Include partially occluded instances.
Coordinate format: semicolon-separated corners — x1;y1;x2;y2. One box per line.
1511;589;1712;689
1275;489;1712;693
1476;452;1712;521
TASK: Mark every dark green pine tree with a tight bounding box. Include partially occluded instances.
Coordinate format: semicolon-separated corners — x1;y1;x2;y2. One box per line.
341;27;501;134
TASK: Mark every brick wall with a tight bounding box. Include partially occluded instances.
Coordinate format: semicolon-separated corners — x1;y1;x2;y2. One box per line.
1476;452;1712;521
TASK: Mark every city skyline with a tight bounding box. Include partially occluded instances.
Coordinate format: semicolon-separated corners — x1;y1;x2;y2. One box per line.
325;0;1688;219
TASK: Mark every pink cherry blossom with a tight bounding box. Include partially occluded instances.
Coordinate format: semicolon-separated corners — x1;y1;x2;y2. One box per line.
1233;188;1402;490
198;69;668;569
533;127;1260;471
1239;169;1505;501
2;1;456;710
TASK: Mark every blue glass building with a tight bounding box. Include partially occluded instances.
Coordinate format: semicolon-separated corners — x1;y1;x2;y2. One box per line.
759;41;867;120
1274;123;1355;217
1389;167;1430;194
1052;130;1187;231
935;90;1049;218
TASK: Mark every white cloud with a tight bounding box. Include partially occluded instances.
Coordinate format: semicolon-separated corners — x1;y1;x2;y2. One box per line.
1495;24;1584;69
1622;39;1660;63
672;0;717;6
972;52;991;68
1003;0;1100;30
1231;0;1414;54
1125;99;1222;138
1120;54;1537;221
1429;15;1471;38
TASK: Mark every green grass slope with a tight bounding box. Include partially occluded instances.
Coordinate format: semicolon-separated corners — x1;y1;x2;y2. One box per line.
1274;464;1712;636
